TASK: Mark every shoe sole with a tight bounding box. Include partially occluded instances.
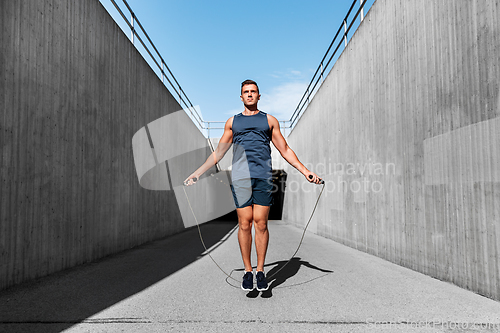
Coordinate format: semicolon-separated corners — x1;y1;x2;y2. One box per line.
241;285;254;291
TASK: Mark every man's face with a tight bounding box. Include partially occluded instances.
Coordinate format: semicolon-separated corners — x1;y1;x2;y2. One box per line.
240;84;260;107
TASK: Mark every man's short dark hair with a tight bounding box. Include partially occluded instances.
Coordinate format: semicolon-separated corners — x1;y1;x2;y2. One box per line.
241;79;259;94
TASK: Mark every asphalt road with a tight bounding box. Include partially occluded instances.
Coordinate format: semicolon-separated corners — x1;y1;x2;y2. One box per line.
1;220;500;332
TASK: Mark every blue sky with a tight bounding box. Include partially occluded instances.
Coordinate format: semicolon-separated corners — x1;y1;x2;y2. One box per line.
99;0;375;136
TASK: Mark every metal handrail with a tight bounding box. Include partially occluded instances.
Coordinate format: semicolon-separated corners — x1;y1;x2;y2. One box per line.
108;0;205;130
105;0;369;137
204;121;225;138
290;0;368;128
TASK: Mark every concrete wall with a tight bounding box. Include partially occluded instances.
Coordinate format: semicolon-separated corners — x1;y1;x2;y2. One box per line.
283;0;500;300
0;0;208;290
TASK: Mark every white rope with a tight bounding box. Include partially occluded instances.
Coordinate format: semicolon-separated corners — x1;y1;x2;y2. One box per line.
182;182;325;283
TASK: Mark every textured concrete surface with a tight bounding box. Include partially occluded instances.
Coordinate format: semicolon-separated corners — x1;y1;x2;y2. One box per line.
0;220;499;332
283;0;500;300
0;0;206;291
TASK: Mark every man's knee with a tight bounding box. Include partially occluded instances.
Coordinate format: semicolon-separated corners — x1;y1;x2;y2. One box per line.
254;219;268;233
239;219;253;232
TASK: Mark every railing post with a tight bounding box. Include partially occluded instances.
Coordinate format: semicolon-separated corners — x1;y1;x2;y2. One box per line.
161;61;164;83
320;62;324;84
360;0;364;22
344;19;347;46
130;13;135;45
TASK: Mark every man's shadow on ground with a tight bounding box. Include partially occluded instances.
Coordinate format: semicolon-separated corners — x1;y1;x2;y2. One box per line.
239;257;334;298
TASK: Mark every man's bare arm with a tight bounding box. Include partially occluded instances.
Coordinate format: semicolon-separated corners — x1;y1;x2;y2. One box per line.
184;117;233;185
269;115;321;184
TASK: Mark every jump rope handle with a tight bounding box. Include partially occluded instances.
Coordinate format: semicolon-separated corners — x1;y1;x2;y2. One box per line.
184;176;198;186
309;174;325;184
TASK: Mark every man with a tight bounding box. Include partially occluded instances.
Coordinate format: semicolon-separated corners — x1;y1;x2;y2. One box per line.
185;79;321;292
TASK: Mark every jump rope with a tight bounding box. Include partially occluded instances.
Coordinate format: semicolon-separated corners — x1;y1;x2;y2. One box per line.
183;174;325;283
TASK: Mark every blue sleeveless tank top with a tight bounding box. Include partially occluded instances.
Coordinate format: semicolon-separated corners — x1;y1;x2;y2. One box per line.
231;111;272;180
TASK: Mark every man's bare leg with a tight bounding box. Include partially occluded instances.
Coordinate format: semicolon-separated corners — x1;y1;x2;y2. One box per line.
236;206;254;272
253;204;270;272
